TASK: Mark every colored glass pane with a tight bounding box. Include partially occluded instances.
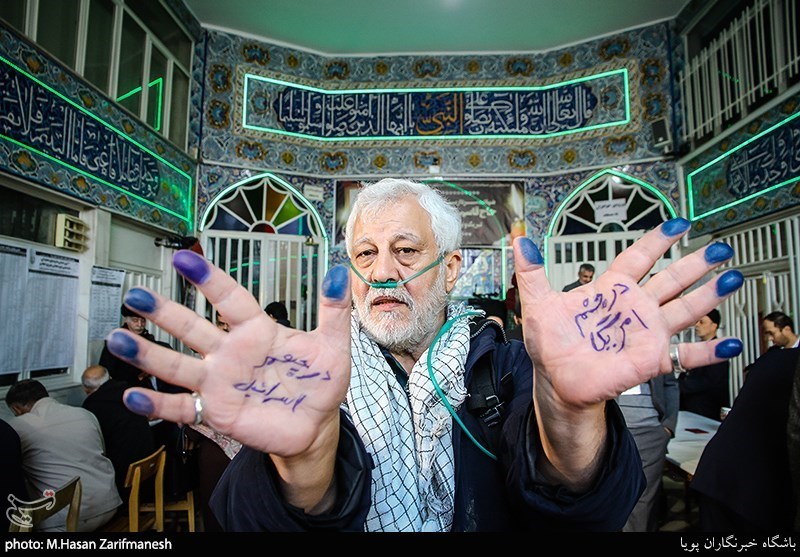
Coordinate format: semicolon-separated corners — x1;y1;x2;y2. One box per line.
274;195;304;225
265;189;286;221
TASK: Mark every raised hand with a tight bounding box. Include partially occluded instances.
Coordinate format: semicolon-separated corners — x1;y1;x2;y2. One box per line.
513;218;743;410
106;250;353;458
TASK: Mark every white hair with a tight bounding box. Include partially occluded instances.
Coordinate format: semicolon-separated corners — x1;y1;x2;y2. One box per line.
344;178;462;258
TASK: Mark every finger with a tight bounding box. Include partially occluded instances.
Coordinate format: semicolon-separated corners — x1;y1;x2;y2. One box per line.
642;242;734;304
661;269;743;333
123;287;222;356
607;218;691;282
172;250;265;327
123;388;198;426
315;265;352;338
667;337;742;373
105;329;205;391
512;236;550;301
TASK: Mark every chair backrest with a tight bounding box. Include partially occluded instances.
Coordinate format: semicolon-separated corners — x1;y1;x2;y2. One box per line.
124;445;166;532
8;476;82;532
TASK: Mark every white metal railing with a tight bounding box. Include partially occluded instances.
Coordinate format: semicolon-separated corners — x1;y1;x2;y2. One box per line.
715;214;800;399
679;0;800;143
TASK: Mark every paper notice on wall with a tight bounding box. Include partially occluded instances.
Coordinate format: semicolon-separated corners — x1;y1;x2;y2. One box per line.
594;198;627;223
0;244;28;374
23;250;80;371
89;266;126;340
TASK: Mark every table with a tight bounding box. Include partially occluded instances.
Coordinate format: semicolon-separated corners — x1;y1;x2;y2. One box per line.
664;411;721;519
666;410;721;478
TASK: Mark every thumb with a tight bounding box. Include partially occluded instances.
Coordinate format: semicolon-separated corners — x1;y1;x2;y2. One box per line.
316;265;352;339
513;237;553;303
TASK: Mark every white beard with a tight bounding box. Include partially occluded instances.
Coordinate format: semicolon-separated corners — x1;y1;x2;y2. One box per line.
353;266;448;353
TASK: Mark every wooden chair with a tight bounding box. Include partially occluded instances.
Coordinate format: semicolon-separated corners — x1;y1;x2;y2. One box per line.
8;476;82;532
159;439;197;532
101;445;166;532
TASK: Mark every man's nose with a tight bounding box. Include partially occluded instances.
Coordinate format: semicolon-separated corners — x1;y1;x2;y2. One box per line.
369;251;401;285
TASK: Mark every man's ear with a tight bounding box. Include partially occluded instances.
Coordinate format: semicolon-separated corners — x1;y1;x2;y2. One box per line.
9;403;26;417
443;250;462;293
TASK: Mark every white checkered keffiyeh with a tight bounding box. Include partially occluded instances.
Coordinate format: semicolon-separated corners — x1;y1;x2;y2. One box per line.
346;303;471;532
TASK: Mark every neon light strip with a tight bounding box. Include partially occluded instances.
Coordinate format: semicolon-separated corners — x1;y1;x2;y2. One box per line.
117;78;164;131
242;68;630;142
0;55;192;224
686;110;800;221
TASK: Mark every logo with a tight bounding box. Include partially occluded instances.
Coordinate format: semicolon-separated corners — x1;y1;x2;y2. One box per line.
6;490;56;529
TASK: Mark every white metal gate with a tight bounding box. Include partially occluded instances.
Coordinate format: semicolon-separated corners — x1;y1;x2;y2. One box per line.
198;231;325;331
546;230;679;292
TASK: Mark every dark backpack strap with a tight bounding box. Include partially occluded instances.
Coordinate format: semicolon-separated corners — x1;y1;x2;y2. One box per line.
466;351;505;428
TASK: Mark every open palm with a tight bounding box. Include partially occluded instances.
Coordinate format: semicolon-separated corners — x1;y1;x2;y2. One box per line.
107;253;352;457
513;222;742;410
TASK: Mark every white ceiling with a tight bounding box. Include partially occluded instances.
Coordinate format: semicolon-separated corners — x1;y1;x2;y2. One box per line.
183;0;691;55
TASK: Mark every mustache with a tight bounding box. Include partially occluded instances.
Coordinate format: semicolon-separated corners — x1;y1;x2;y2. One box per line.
365;285;414;308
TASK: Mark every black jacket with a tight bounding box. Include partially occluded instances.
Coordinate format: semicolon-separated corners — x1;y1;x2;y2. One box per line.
82;379;156;493
210;321;644;531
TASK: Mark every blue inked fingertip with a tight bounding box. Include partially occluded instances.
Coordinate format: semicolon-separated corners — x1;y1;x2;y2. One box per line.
323;265;349;300
716;270;744;297
715;338;743;359
173;250;211;285
125;391;155;416
125;287;156;314
518;237;544;265
661;218;691;237
107;331;139;360
704;242;734;264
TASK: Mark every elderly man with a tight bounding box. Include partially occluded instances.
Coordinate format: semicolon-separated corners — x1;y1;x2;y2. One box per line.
106;178;744;532
81;365;155;494
99;304;159;387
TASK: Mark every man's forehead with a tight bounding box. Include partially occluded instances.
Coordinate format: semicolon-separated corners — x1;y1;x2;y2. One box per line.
352;231;425;246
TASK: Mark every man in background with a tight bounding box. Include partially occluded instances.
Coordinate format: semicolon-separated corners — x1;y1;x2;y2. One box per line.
81;365;155;495
679;309;730;420
99;304;158;387
6;379;121;531
265;301;292;328
562;263;595;292
763;311;799;349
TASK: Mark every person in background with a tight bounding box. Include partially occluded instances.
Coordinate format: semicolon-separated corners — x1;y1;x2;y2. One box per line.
215;314;230;332
99;304;158;388
691;345;799;532
187;309;243;532
562;263;595;292
763;311;799;349
0;417;28;531
506;291;524;341
468;297;507;329
618;372;679;531
81;365;155;495
679;309;730;421
787;353;800;531
5;379;121;531
265;301;292;328
107;178;743;532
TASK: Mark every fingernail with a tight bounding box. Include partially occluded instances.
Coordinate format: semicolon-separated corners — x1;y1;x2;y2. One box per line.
125;391;154;416
107;331;139;360
716;270;744;296
661;218;691;237
715;338;743;359
704;242;734;264
125;288;156;314
173;250;211;285
519;238;544;265
323;265;348;300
